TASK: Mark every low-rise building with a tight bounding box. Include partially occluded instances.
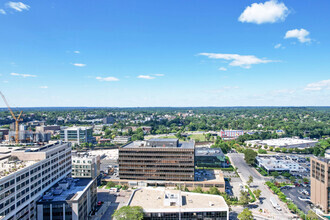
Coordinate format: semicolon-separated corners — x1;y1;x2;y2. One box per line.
37;178;97;220
246;138;318;149
60;127;94;145
113;136;131;144
127;187;229;220
256;155;307;174
103;116;115;124
35;125;61;135
195;147;227;168
219;130;244;139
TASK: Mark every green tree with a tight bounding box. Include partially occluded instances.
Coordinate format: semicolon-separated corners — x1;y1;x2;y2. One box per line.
208;187;220;195
247;175;253;186
112;206;143;220
239;191;250;206
290;176;296;183
107;181;116;188
307;210;319;220
271;171;279;178
244;149;257;165
238;208;253;220
253;189;261;200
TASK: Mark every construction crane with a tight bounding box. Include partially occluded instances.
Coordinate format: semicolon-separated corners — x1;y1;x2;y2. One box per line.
0;92;23;144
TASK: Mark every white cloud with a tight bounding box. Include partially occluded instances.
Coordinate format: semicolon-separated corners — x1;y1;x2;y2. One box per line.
10;72;36;78
304;79;330;91
6;2;30;12
40;86;48;89
199;53;275;69
238;0;289;24
274;43;281;49
0;9;6;14
73;63;86;67
284;28;311;43
74;51;80;54
219;67;227;71
137;75;155;79
96;76;119;82
153;74;164;76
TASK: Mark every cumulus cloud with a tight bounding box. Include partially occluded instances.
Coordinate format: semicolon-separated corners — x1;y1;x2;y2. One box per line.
6;2;30;12
40;86;48;89
284;28;311;43
137;75;155;79
10;72;36;78
219;67;227;71
73;63;86;67
199;53;275;69
96;76;119;82
238;0;289;24
304;79;330;91
74;51;80;54
0;9;6;14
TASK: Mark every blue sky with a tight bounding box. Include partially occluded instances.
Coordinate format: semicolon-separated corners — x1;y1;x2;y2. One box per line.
0;0;329;107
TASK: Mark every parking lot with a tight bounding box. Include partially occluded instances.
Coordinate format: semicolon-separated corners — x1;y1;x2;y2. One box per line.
281;185;312;214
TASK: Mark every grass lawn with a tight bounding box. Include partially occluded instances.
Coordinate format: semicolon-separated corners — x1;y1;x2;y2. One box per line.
189;133;207;142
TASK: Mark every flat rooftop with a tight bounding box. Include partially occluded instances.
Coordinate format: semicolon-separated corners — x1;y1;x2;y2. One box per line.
38;178;92;203
121;140;194;149
128;187;228;212
195;147;224;157
246;138;318;147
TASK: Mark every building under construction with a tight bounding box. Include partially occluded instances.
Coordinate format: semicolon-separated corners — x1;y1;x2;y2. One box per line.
119;139;195;181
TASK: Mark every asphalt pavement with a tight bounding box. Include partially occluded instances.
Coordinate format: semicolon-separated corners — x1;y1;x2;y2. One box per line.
228;153;295;219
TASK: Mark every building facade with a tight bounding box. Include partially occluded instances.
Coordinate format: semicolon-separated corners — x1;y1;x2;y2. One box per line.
219;130;244;139
119;139;195;181
72;153;100;179
0;142;72;220
60;127;93;145
310;156;330;214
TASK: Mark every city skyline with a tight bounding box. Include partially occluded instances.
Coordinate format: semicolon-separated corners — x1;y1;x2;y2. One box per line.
0;0;329;107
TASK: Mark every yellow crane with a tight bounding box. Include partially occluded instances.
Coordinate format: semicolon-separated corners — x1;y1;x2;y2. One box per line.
0;92;23;144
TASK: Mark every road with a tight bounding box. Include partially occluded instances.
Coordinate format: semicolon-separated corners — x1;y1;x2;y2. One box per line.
97;188;132;220
228;153;295;219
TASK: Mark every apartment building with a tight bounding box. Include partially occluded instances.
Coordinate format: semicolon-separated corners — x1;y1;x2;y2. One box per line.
128;188;229;220
0;141;72;220
119;139;195;181
36;178;97;220
310;156;330;214
60;127;93;145
72;152;100;179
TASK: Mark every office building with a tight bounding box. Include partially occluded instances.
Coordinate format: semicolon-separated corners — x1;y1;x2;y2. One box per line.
35;126;61;135
60;127;93;145
36;178;97;220
0;141;72;220
102;116;115;124
72;152;100;179
310;156;330;214
119;139;195;181
128;187;229;220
